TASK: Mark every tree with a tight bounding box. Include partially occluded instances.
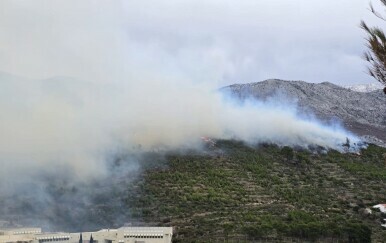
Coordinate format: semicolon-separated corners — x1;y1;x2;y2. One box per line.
281;146;294;162
361;0;386;94
342;137;350;152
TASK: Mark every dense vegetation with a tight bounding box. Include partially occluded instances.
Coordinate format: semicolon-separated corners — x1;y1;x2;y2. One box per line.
125;141;386;242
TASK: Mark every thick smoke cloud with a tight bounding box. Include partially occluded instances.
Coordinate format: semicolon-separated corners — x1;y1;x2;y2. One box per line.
0;73;360;182
0;0;366;230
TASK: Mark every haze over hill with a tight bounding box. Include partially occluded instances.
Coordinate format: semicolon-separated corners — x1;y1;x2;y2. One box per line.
0;74;373;232
223;79;386;145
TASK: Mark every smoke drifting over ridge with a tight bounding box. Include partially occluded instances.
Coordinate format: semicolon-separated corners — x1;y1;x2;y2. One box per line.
0;73;362;230
0;73;361;183
0;0;364;230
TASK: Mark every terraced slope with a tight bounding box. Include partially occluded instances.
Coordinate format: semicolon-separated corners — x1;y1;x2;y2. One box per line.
126;141;386;242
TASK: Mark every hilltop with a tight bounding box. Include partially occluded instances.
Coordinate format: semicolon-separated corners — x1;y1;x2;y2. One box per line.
344;83;383;93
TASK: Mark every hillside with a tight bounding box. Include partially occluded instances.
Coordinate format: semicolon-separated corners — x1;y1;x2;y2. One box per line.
3;139;385;242
125;141;386;242
222;79;386;144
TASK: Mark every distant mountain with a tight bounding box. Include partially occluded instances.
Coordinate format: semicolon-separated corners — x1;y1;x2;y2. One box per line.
344;83;383;92
223;79;386;145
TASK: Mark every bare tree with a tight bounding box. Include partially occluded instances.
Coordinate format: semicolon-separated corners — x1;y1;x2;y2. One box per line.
361;0;386;94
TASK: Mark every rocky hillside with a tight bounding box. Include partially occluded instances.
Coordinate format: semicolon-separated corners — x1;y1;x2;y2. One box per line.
223;79;386;144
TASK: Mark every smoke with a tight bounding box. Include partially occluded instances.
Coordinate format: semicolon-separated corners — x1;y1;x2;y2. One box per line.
0;0;364;230
0;74;360;178
0;72;361;231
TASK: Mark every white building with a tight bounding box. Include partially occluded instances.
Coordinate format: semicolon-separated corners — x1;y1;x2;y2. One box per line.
0;227;172;243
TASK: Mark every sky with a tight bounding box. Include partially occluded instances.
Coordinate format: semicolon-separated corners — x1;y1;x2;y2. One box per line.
0;0;383;86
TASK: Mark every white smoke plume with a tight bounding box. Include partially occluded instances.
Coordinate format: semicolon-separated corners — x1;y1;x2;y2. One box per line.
0;73;361;179
0;0;363;188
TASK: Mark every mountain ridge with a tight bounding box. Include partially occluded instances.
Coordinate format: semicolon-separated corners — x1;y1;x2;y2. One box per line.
223;79;386;144
345;83;384;92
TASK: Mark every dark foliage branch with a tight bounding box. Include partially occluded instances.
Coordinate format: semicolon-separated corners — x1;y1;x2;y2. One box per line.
362;1;386;94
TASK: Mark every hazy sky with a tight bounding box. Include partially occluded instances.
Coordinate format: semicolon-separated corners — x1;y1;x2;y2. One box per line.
0;0;383;86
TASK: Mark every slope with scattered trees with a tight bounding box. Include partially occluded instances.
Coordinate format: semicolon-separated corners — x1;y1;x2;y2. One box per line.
125;141;386;242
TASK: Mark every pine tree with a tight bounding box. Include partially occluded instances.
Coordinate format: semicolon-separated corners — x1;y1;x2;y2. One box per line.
361;0;386;94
